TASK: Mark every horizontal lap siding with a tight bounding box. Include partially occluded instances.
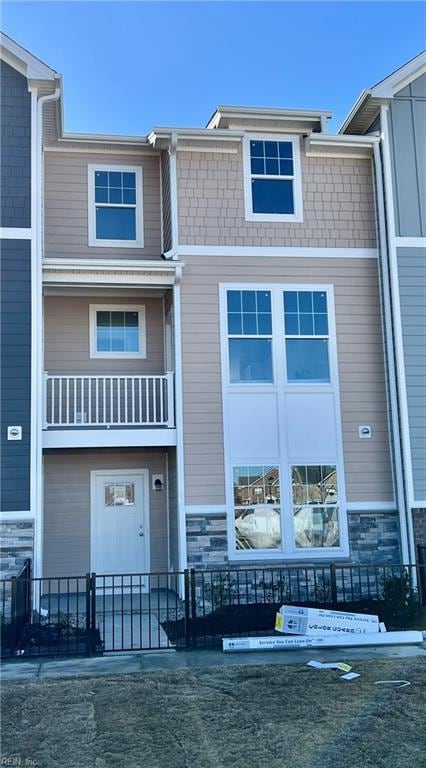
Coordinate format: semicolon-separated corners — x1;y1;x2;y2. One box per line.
44;296;164;374
43;449;168;578
181;256;393;505
177;144;376;248
398;248;426;501
44;152;162;259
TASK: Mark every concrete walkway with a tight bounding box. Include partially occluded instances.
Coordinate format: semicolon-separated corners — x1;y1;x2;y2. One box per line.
2;641;425;681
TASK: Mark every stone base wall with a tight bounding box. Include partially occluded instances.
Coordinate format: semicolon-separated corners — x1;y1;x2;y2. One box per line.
186;510;402;569
0;520;33;578
412;509;426;552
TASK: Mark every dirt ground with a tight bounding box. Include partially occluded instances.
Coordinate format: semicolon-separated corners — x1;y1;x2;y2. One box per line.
1;658;425;768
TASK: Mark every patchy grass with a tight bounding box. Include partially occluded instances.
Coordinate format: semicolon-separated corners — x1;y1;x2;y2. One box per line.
1;658;425;768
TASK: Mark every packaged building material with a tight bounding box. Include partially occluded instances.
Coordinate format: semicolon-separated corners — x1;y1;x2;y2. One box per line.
275;605;379;636
222;631;423;653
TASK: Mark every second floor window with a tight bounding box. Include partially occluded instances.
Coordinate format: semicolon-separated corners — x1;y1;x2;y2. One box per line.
243;135;303;223
88;165;144;248
89;305;146;359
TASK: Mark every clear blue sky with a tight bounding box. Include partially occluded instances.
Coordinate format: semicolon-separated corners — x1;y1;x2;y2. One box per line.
2;1;425;134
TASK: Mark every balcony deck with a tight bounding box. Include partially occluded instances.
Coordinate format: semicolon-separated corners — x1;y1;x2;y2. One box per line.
43;373;176;449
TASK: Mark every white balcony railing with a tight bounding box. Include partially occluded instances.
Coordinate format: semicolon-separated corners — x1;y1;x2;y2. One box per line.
44;373;175;429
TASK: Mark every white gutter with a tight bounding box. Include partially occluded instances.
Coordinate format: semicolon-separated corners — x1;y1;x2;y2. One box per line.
379;106;417;565
32;85;60;580
373;141;410;565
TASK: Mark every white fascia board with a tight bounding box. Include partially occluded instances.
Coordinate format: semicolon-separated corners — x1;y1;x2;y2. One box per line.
60;132;152;147
177;245;378;259
206;105;332;129
0;32;57;80
42;259;185;288
371;54;426;98
42;428;177;450
305;133;378;158
339;90;371;134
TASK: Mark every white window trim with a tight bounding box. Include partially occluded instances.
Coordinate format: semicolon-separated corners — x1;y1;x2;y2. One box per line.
89;304;147;359
242;134;304;223
219;282;349;562
87;164;144;248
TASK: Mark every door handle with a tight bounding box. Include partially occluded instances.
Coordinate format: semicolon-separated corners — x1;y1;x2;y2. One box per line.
138;530;144;537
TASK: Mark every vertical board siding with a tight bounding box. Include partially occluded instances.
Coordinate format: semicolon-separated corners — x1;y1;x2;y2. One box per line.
390;74;426;237
397;247;426;501
180;256;394;506
0;241;31;511
43;449;168;577
177;143;377;248
0;61;31;228
44;152;162;259
44;295;165;375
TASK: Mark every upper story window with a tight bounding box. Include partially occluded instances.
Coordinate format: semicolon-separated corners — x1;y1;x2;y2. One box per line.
243;135;303;223
227;289;273;383
284;290;330;383
88;165;144;248
89;305;146;359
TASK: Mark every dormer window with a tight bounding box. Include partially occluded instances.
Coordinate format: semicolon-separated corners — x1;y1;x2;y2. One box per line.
88;164;144;248
243;134;303;223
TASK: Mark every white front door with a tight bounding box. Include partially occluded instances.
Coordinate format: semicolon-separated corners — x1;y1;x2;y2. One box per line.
91;469;150;577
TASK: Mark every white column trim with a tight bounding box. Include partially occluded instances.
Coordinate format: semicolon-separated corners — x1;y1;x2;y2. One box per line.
176;245;378;259
395;237;426;248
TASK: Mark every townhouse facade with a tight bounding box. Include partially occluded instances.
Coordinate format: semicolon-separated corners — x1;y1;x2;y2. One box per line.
0;33;424;585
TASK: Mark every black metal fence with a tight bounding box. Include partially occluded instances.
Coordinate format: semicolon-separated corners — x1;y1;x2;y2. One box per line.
1;562;425;659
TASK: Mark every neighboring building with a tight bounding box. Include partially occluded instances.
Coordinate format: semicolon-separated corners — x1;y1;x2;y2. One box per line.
341;51;426;557
0;33;422;586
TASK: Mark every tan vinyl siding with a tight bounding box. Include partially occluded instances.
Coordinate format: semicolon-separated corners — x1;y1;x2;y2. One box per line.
180;256;393;505
44;296;164;375
43;449;168;577
44;152;161;260
177;142;376;248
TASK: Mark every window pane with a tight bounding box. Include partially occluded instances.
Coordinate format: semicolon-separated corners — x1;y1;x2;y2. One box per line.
313;292;327;313
123;172;136;188
233;465;280;506
124;311;138;327
279;141;293;158
250;140;264;158
229;338;273;383
299;313;314;335
242;313;257;335
228;313;242;334
279;159;294;176
286;339;330;383
283;291;298;313
251;158;264;174
108;171;122;187
123;188;136;204
235;507;282;550
257;313;272;335
252;179;294;214
256;291;271;312
105;483;135;506
314;314;328;335
97;311;110;327
95;187;108;203
125;328;139;352
95;171;108;187
292;465;338;505
284;313;299;335
298;292;312;313
294;506;340;548
265;158;279;175
242;291;256;312
111;311;125;327
97;327;111;352
227;291;241;313
109;188;122;204
264;141;278;158
96;207;136;240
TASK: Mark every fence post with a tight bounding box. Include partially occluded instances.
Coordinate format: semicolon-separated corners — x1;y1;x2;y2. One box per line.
91;573;97;654
85;572;92;656
190;569;197;649
330;564;338;604
184;569;190;650
10;576;17;657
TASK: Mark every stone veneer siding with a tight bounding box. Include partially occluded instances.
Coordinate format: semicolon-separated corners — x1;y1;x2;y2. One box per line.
186;511;402;569
413;509;426;551
0;520;34;578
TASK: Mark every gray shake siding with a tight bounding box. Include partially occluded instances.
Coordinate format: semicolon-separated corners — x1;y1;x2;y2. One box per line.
389;74;426;237
0;61;31;229
398;247;426;502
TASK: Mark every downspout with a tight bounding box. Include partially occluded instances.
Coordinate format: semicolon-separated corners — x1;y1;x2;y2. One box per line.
162;132;179;260
373;142;410;565
378;106;417;565
173;265;188;590
33;86;60;581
